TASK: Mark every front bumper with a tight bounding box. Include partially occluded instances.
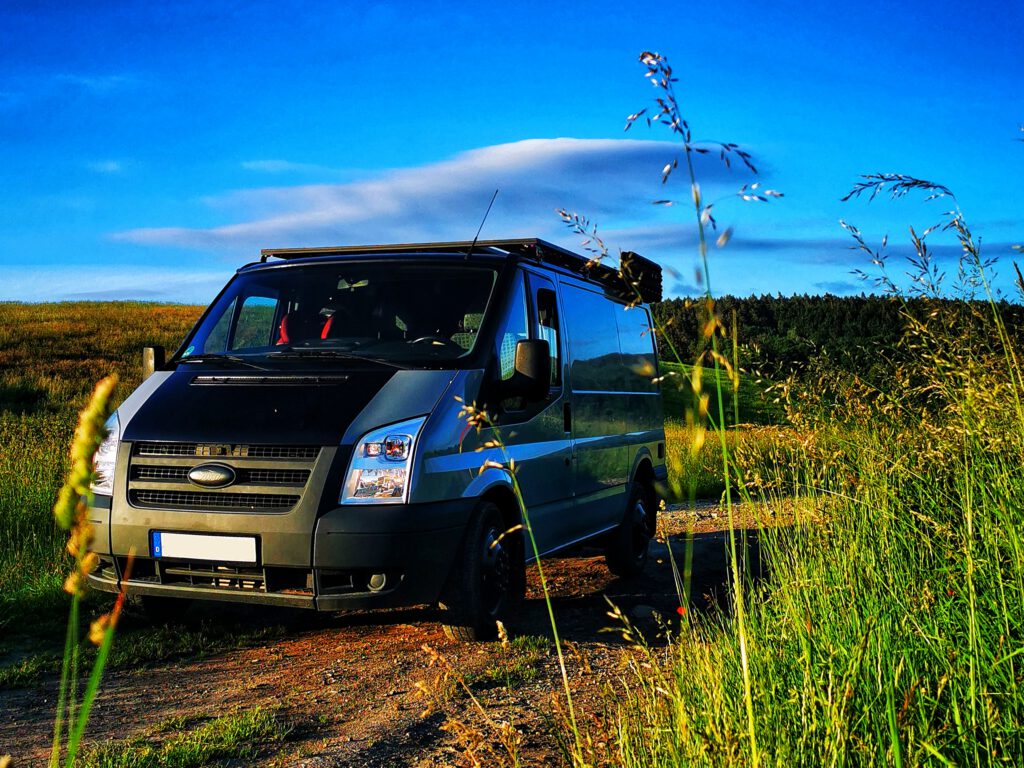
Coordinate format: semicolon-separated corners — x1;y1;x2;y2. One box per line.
88;497;475;611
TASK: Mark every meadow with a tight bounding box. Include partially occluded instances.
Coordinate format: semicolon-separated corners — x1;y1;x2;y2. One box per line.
0;302;202;624
2;293;1022;767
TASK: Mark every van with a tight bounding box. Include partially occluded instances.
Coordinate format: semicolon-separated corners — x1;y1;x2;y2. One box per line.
88;239;667;640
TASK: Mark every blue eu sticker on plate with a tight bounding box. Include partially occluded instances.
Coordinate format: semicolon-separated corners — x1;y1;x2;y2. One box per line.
151;531;163;558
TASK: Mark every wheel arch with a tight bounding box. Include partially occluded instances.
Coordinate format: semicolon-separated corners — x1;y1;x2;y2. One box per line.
479;485;525;555
630;451;659;528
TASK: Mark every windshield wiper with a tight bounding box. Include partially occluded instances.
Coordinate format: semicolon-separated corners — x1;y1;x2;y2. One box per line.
176;353;270;371
266;349;406;369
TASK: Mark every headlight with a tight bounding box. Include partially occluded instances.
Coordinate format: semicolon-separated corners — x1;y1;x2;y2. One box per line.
91;411;120;496
340;416;426;504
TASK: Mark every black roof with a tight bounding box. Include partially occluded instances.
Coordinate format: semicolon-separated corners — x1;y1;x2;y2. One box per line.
255;238;662;304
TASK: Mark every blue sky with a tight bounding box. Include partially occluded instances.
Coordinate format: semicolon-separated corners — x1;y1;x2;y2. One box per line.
1;0;1020;303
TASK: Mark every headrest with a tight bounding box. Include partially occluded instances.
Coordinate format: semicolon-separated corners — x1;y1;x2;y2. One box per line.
463;313;484;332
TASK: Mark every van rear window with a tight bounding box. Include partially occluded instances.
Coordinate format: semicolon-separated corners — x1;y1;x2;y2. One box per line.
562;284;657;392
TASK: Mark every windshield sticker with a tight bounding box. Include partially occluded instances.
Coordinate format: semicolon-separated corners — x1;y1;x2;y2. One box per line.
182;345;195;358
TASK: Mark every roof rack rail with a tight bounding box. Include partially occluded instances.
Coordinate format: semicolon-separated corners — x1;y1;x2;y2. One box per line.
259;238;662;303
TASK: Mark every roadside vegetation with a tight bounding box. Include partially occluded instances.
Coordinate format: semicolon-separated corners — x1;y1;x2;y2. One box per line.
0;302;201;628
2;51;1022;766
581;284;1024;765
540;52;1024;767
4;279;1022;765
79;707;288;768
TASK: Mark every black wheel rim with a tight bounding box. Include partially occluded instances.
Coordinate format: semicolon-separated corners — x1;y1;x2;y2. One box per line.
481;526;511;617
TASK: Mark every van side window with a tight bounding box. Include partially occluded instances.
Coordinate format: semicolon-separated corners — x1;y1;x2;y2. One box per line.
532;285;561;386
561;284;622;391
230;295;278;350
616;306;659;392
203;297;236;353
494;273;529;381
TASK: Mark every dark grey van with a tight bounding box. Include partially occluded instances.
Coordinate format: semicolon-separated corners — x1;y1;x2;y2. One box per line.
88;239;666;640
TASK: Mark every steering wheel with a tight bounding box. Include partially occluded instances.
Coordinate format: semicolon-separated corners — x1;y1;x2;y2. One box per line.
408;334;457;347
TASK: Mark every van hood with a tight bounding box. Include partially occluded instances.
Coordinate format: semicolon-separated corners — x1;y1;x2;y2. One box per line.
120;367;457;446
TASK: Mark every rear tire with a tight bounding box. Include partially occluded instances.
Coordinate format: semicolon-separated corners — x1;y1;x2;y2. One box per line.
606;482;654;578
440;501;525;642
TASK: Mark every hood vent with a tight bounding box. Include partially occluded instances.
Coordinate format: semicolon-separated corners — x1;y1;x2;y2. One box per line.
190;375;349;387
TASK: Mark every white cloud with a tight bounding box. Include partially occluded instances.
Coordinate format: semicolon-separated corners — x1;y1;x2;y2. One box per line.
114;138;755;257
1;264;227;304
54;73;140;94
241;159;336;174
87;160;123;174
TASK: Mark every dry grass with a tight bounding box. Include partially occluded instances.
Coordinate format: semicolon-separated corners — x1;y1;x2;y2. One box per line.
0;302;201;627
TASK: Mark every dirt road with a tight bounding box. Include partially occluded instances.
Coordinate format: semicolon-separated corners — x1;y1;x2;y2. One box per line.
0;503;771;766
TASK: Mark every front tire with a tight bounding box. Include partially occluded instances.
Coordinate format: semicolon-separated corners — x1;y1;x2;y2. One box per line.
440;501;525;642
605;482;654;578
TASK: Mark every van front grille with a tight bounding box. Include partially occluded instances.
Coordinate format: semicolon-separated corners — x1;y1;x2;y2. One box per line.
243;468;310;484
133;466;189;481
134;442;319;460
126;441;320;513
131;465;311;486
160;562;266;591
130;489;300;511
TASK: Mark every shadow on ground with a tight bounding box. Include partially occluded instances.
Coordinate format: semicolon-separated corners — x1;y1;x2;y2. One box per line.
116;526;770;650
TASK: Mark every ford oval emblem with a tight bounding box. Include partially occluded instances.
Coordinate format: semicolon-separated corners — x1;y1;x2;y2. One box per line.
187;463;237;488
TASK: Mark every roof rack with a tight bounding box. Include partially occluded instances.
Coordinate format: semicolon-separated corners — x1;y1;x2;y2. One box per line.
258;238;662;303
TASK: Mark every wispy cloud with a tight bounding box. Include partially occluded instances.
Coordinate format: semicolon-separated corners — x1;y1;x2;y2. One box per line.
54;73;141;94
114;138;754;255
87;160;124;174
2;265;226;304
241;159;338;174
0;72;144;113
813;280;864;295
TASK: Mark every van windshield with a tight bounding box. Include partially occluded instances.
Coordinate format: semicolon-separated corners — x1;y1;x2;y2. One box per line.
178;262;499;367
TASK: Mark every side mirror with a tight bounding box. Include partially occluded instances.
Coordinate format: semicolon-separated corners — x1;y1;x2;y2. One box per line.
502;339;550;401
142;346;165;380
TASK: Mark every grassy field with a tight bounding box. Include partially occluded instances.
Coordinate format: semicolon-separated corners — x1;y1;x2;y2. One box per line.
4;299;1022;767
80;707;288;767
572;292;1024;766
0;302;202;626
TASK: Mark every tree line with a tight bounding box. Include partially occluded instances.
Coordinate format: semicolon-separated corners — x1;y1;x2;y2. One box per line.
651;294;1024;375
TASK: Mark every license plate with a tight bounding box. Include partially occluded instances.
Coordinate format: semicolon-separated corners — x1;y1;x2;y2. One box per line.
151;532;257;564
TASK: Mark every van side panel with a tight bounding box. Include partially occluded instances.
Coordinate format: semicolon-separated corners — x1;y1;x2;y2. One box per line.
559;282;630;537
614;303;665;487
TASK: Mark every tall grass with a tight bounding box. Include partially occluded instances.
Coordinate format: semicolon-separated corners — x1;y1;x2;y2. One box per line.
0;302;201;627
0;413;72;616
583;292;1024;765
541;52;1024;768
561;82;1024;762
